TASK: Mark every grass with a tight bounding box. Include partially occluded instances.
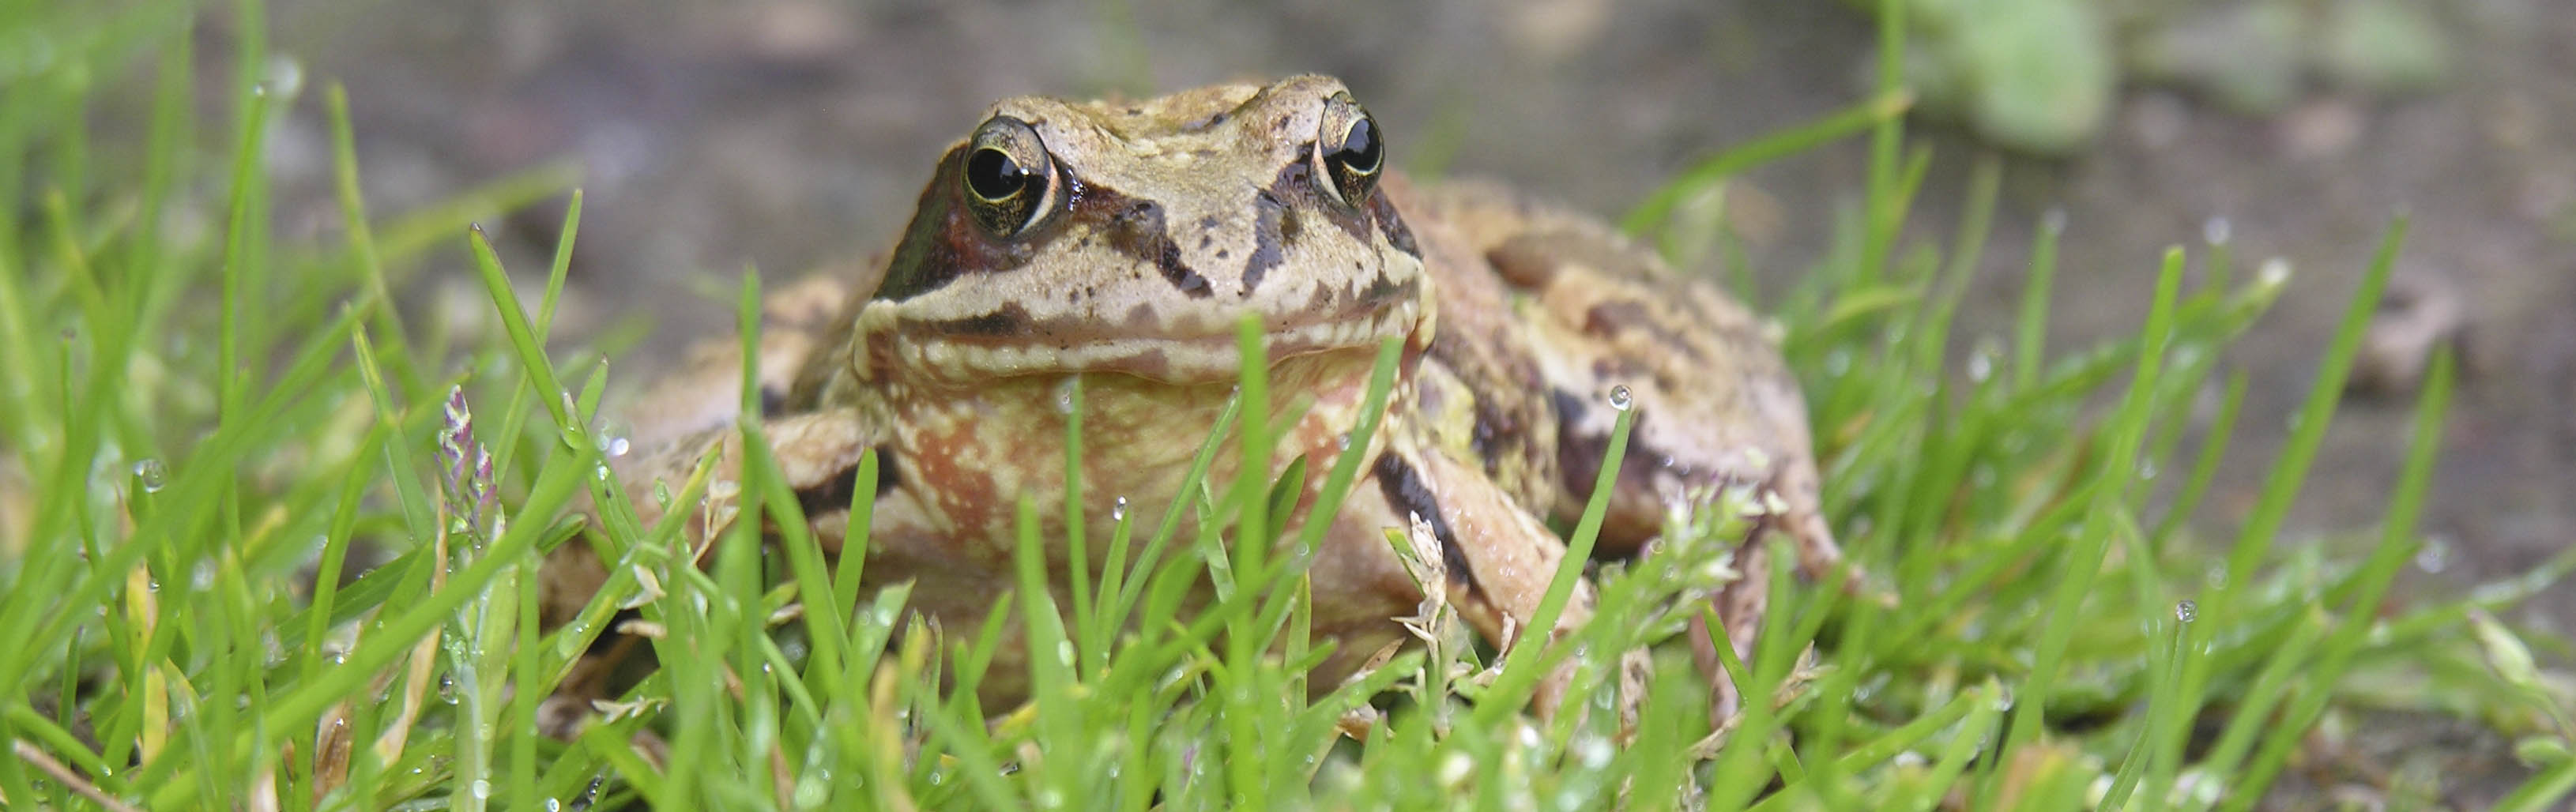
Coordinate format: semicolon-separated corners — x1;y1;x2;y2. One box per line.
4;0;2575;809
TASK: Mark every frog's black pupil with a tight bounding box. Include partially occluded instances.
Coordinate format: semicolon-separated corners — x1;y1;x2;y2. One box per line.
1336;118;1381;174
967;148;1029;201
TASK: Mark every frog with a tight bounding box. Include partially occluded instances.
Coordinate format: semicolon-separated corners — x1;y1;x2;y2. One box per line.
549;74;1843;724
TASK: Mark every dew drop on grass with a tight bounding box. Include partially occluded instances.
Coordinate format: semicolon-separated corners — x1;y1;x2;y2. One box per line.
2042;206;2068;234
132;459;168;493
2174;600;2198;624
1437;752;1473;786
1607;385;1633;412
1823;349;1852;377
1110;496;1128;522
2202;216;2232;246
1053;376;1080;415
1576;735;1614;769
2255;258;2292;289
1965;350;1994;383
2413;535;2452;573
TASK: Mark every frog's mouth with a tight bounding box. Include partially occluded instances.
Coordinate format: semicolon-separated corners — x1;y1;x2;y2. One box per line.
861;291;1420;386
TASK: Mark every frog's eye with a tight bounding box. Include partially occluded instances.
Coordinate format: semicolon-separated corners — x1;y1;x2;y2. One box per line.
962;116;1059;238
1312;94;1384;209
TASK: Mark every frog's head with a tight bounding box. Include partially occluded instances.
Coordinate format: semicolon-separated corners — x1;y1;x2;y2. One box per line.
853;74;1426;387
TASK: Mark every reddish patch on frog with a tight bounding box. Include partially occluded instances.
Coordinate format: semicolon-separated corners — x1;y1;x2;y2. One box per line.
898;419;1008;546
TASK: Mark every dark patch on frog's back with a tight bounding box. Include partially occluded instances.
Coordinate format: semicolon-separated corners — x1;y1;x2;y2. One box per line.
1581;299;1710;365
1373;452;1482;597
1079;176;1214;299
1547;388;1665;511
873;148;1043;303
792;447;904;519
1468;397;1514;470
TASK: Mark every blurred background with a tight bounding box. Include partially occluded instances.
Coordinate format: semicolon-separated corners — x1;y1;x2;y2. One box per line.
251;0;2565;701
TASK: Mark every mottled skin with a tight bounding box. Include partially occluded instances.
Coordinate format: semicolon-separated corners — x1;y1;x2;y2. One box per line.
554;75;1841;720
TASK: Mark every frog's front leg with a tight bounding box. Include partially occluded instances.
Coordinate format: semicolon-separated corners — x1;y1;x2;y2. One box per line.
1320;445;1649;725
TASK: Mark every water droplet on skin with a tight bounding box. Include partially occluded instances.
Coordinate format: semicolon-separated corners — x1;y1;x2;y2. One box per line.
1607;385;1633;412
132;459;168;492
2174;600;2198;623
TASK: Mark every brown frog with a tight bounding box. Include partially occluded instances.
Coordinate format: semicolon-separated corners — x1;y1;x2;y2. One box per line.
552;75;1841;721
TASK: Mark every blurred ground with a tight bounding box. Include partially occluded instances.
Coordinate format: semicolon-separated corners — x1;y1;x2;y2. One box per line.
253;0;2567;797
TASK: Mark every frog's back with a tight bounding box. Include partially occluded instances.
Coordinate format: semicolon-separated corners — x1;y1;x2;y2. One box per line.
1392;175;1836;566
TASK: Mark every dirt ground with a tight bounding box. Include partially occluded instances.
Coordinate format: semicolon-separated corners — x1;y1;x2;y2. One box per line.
257;0;2568;796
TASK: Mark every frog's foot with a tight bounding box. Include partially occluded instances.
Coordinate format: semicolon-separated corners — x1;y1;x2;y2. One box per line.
1328;445;1651;729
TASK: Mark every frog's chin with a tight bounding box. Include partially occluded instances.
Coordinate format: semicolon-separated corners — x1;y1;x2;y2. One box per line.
884;299;1420;386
